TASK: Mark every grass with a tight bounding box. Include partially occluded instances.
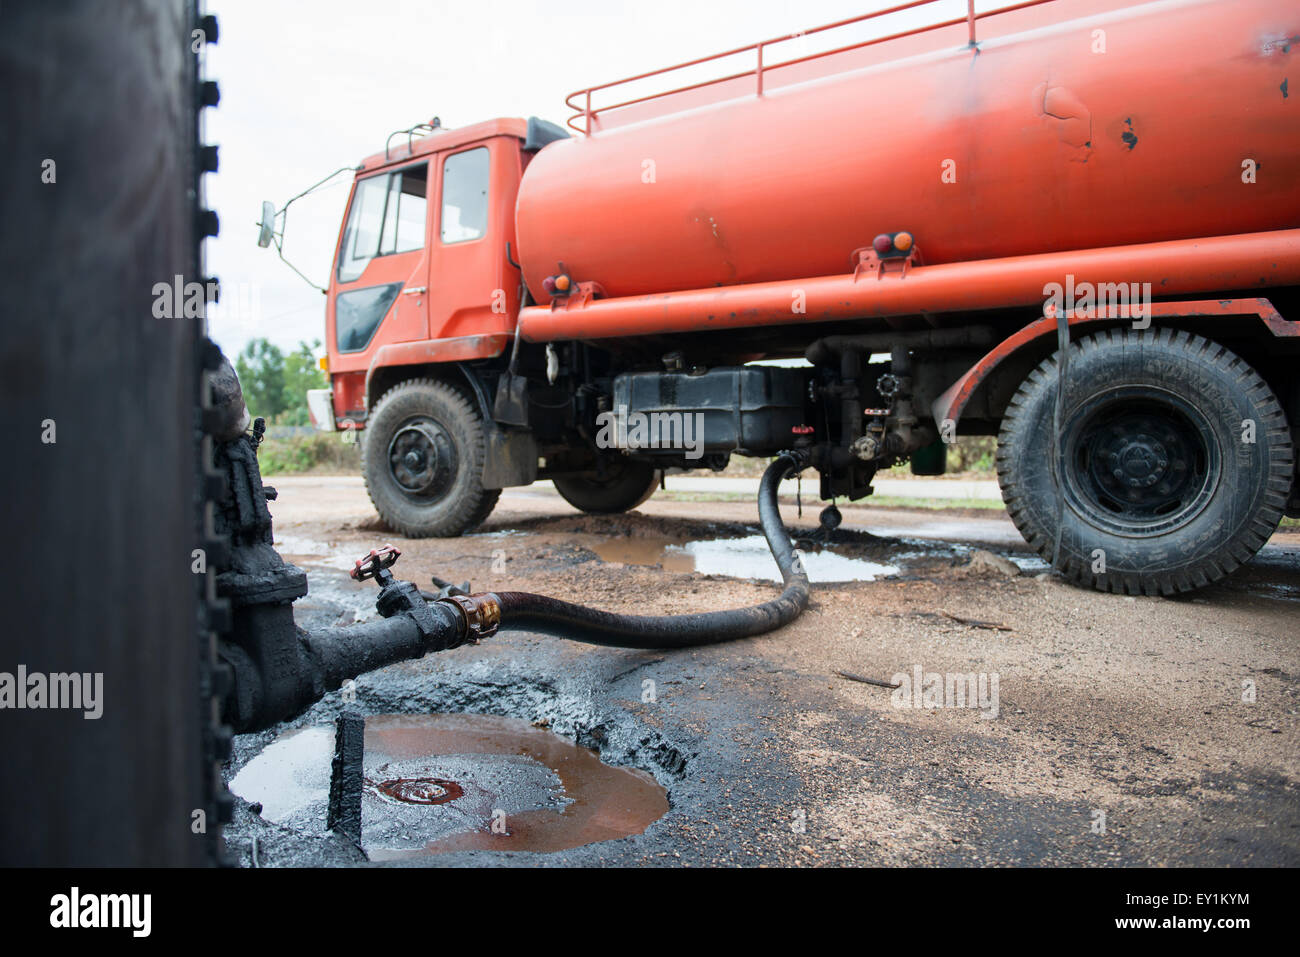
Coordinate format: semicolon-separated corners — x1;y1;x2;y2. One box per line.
257;432;361;476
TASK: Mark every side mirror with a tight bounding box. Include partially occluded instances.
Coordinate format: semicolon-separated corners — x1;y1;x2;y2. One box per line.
256;201;276;248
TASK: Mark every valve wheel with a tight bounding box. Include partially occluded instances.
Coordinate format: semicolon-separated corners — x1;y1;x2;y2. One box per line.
351;544;401;581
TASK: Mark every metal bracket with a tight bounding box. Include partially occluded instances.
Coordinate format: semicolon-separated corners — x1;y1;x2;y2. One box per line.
852;245;923;282
549;280;608;310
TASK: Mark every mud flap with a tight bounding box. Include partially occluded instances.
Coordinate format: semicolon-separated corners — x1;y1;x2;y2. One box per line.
492;371;529;427
481;426;539;489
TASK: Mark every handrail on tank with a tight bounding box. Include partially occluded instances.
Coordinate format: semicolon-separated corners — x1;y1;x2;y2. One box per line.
565;0;1058;134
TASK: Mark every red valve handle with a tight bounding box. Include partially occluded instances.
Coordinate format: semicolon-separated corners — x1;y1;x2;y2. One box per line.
351;544;401;581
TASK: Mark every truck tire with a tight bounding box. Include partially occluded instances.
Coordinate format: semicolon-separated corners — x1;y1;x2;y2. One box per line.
553;460;661;514
363;378;500;537
996;328;1292;595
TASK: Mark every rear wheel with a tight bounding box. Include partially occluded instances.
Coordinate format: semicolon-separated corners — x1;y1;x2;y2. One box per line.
553;459;661;514
996;328;1292;594
362;379;499;537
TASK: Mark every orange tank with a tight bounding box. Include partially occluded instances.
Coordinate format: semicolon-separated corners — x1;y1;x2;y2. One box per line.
515;0;1300;309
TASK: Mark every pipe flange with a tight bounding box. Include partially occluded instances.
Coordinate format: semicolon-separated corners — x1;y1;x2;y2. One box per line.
438;592;502;641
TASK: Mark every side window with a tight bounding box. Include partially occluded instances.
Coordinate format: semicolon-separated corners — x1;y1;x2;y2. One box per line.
441;147;489;244
388;165;427;254
337;163;428;283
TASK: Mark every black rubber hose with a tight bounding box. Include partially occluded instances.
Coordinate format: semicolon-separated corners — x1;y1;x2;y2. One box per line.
492;453;811;648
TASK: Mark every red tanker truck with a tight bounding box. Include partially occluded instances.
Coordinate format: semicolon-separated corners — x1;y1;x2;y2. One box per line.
266;0;1300;595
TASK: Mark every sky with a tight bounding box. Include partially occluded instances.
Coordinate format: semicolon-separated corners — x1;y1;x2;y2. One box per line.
202;0;960;360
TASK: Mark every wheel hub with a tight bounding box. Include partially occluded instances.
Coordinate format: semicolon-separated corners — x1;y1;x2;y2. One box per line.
1104;431;1170;489
387;419;458;499
1065;394;1218;536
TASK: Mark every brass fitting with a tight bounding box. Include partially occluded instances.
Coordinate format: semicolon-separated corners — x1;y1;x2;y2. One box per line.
437;592;502;641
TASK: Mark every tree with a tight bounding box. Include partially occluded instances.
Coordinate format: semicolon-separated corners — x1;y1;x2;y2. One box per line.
279;340;328;426
235;338;327;425
235;339;286;422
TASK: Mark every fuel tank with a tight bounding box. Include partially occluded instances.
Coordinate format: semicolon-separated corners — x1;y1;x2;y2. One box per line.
515;0;1300;304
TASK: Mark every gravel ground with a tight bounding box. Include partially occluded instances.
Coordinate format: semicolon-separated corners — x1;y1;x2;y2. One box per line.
221;477;1300;867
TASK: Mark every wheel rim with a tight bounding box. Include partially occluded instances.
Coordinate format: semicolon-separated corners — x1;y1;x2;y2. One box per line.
386;417;458;501
1060;387;1220;538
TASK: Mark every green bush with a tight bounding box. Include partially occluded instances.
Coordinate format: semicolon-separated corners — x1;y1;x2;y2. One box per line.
258;432;361;476
235;338;328;425
947;436;997;474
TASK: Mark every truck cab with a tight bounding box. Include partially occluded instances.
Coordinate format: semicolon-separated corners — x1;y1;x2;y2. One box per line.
307;116;587;539
314;117;551;434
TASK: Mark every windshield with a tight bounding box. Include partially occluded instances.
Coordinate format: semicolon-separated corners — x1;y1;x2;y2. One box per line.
337;163;428;283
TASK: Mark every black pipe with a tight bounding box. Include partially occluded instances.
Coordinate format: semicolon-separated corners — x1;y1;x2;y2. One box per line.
221;597;464;733
306;609;460;689
805;326;995;366
488;453;810;648
841;349;863;453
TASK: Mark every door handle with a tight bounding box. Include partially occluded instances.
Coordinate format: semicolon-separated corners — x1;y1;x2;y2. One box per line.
402;286;426;295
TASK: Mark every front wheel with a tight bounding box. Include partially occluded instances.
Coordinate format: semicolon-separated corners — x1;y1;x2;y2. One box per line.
362;379;499;537
996;328;1293;595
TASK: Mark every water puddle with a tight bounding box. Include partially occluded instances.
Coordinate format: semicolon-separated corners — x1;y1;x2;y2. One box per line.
590;538;696;574
591;534;898;583
272;532;360;572
230;713;668;859
861;518;1027;546
1221;580;1300;604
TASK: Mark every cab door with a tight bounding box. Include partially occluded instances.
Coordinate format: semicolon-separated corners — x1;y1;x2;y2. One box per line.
330;161;431;360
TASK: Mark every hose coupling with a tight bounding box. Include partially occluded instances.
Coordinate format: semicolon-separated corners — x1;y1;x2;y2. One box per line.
437;592;502;642
779;447;812;472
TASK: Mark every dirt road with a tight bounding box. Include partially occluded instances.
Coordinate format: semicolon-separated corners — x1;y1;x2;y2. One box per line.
223;476;1299;866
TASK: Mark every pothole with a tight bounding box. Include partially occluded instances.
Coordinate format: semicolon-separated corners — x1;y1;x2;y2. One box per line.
230;713;669;859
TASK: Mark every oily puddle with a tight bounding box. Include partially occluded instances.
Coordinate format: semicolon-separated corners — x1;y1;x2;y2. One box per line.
588;533;899;583
230;713;668;859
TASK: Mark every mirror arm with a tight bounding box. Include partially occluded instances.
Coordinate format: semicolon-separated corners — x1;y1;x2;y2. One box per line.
260;166;357;295
280;165;356;209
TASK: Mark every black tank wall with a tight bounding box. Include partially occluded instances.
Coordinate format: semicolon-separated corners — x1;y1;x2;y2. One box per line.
0;0;207;865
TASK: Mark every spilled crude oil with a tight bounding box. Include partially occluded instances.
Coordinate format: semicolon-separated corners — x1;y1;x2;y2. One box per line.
372;776;463;805
229;713;668;859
